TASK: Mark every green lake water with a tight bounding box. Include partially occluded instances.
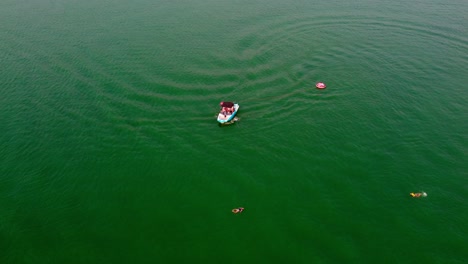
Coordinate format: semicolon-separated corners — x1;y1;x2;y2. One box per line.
1;0;467;263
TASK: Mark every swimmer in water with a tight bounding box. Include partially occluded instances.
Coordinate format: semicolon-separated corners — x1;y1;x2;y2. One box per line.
410;192;427;198
232;207;244;214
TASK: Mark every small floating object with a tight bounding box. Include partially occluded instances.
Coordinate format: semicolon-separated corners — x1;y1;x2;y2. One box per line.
316;82;326;89
232;207;244;214
410;192;427;198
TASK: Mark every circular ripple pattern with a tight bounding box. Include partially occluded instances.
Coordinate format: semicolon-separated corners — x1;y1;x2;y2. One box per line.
1;1;467;263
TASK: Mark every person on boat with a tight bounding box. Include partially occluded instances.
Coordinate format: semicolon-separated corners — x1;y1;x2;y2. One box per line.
410;192;422;198
220;102;234;116
232;207;244;214
220;107;230;117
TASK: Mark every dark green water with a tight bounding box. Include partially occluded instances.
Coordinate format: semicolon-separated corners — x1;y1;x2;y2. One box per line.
1;0;467;263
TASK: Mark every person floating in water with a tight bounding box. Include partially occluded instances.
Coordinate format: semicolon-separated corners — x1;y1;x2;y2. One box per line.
232;207;244;214
410;192;427;198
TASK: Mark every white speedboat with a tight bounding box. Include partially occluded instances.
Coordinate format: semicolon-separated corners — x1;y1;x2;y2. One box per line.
217;102;239;124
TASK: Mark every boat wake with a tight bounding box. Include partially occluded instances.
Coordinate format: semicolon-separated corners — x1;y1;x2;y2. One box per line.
220;117;240;126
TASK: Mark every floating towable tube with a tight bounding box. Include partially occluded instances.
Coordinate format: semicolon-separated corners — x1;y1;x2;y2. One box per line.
316;82;326;89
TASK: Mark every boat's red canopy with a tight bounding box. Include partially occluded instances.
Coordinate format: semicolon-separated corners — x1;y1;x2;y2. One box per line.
220;101;234;107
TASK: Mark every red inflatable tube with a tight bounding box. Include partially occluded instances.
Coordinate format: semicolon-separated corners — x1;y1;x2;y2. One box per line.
316;82;326;89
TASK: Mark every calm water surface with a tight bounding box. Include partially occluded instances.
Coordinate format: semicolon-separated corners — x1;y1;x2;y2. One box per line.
1;0;467;263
